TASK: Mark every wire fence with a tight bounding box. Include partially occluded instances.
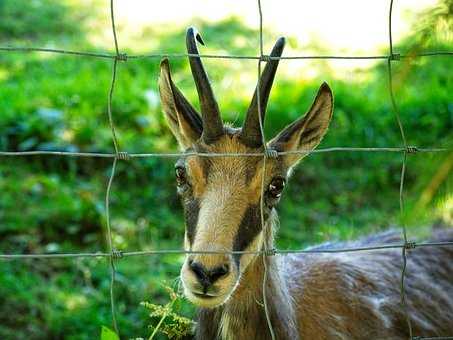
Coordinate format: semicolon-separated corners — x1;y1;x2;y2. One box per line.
0;0;452;339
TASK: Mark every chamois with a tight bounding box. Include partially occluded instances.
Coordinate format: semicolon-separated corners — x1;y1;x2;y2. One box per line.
158;27;453;340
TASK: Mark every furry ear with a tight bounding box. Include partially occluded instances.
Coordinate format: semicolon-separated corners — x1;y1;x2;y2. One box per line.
159;58;202;149
268;82;333;168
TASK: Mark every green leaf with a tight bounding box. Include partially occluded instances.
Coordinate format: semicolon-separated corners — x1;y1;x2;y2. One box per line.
100;326;119;340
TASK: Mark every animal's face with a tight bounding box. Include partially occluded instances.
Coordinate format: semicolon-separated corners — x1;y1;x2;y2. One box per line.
174;134;286;307
159;27;333;308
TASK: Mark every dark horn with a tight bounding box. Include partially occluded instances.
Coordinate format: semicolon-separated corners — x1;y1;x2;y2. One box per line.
186;27;223;143
241;37;286;147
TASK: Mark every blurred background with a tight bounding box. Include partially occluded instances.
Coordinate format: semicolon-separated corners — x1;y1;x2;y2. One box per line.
0;0;452;338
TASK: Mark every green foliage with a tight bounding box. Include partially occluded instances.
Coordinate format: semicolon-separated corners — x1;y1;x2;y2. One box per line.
100;326;119;340
141;287;195;340
0;0;91;42
0;0;452;339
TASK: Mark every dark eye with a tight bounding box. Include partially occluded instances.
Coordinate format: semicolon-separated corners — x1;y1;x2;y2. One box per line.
268;177;285;198
175;166;187;186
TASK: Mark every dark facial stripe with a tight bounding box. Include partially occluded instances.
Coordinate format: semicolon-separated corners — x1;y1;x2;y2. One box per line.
184;198;200;244
232;204;265;265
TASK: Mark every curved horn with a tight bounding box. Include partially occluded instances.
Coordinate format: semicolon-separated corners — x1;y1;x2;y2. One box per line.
186;27;223;143
241;37;286;147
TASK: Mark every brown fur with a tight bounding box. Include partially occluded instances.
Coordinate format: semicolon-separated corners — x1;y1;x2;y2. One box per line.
196;226;453;340
290;230;453;339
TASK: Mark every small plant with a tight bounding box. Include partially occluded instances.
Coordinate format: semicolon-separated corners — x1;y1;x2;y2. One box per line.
141;287;195;340
100;326;119;340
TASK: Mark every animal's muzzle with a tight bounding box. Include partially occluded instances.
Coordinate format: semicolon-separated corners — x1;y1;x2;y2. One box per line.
188;258;230;293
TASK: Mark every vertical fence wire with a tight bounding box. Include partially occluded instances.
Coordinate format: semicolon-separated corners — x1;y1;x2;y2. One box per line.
105;157;119;334
387;0;414;338
256;0;277;338
104;0;122;334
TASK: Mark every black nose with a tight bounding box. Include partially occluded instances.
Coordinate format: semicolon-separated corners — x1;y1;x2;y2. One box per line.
189;260;229;289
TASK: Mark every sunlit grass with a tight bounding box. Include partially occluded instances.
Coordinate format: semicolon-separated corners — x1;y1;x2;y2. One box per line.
0;0;451;338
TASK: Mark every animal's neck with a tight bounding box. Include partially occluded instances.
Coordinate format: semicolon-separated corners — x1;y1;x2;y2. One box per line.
196;220;299;340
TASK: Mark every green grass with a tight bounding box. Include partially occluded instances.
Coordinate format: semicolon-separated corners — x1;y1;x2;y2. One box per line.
0;0;452;338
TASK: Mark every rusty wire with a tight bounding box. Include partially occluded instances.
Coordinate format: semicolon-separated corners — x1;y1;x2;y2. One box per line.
0;0;452;339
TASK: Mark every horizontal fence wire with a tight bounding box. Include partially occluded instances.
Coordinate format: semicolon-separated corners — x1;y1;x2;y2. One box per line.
2;241;453;259
0;147;451;158
1;46;452;60
0;0;452;339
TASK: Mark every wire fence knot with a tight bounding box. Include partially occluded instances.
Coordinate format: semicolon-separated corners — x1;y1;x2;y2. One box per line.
116;151;130;160
260;55;271;62
264;148;279;159
404;241;417;250
263;248;277;256
111;249;123;259
115;53;128;62
389;53;401;61
406;146;418;154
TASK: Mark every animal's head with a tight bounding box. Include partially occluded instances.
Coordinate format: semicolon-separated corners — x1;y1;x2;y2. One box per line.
159;28;333;308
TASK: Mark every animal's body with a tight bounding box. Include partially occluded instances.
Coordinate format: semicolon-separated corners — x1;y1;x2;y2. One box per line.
197;230;453;340
158;27;453;339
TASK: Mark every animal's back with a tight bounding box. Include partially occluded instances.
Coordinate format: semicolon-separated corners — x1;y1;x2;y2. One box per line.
282;229;453;339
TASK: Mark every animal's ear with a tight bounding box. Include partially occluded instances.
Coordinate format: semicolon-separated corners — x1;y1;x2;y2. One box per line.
268;82;333;169
159;58;203;149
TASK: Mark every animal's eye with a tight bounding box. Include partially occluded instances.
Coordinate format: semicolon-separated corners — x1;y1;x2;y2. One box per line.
175;166;187;186
268;177;285;198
